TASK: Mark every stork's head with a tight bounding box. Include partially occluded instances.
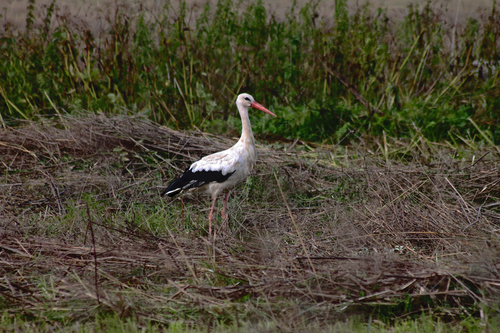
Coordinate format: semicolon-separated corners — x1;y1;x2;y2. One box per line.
236;93;277;117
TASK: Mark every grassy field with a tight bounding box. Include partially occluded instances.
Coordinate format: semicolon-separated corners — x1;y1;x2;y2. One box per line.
1;0;500;331
1;115;500;331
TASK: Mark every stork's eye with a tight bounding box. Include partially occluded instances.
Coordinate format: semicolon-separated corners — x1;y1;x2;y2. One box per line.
244;97;251;101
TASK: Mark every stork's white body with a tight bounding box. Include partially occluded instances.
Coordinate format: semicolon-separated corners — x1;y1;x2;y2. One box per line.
191;136;257;198
162;93;276;234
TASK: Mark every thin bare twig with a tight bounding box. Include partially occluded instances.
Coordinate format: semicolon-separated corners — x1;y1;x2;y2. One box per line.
85;203;100;304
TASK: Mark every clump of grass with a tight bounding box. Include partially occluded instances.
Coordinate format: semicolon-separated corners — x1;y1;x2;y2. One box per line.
0;0;499;142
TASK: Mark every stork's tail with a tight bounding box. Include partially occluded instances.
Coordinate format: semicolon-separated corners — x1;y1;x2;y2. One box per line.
161;187;182;197
162;167;235;197
161;172;189;197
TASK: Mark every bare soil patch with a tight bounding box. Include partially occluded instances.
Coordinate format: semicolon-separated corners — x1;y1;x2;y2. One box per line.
1;115;500;328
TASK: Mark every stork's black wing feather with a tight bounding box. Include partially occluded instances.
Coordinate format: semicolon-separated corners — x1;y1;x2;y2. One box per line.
161;167;235;197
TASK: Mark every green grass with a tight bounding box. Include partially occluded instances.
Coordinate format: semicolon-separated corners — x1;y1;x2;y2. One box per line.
0;311;496;332
1;0;499;142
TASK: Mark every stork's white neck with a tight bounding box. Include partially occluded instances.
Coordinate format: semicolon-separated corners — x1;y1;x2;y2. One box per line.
237;104;255;145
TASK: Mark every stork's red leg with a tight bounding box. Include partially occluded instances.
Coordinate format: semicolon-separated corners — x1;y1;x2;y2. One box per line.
208;196;217;235
221;193;229;219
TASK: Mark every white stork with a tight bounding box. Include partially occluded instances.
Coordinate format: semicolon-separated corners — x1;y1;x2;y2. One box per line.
162;93;277;234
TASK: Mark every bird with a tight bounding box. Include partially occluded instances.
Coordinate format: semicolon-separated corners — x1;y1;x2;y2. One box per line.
162;93;277;235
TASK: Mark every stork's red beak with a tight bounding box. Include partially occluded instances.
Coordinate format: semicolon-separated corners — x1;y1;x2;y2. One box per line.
250;101;277;117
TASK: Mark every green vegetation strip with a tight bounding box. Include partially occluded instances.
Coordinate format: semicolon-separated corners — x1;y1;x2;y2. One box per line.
0;0;499;142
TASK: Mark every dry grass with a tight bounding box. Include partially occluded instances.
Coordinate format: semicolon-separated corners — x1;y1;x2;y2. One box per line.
1;115;500;329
